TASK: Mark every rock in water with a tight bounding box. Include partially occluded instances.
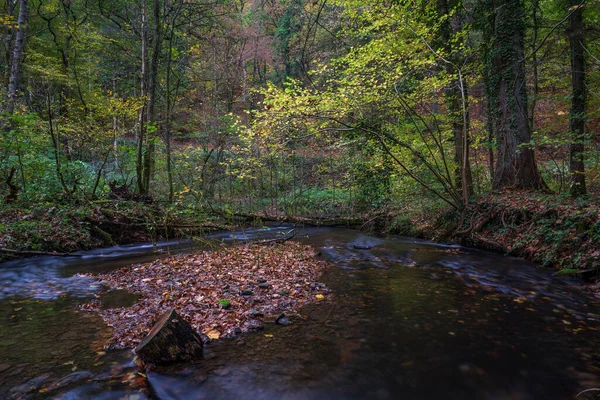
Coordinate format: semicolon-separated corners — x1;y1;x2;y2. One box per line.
135;309;203;365
275;315;291;326
275;311;301;326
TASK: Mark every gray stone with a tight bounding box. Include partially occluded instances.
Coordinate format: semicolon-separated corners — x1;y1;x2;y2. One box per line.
246;320;264;331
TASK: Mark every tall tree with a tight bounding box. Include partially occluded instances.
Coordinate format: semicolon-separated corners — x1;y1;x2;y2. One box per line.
567;0;586;197
136;0;149;194
6;0;27;115
483;0;546;190
435;0;473;202
142;0;162;193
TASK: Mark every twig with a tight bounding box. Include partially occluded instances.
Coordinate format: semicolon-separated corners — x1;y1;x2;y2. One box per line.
255;231;297;245
576;388;600;398
527;0;585;59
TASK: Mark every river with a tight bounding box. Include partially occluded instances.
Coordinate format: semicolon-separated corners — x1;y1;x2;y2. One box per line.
1;226;598;399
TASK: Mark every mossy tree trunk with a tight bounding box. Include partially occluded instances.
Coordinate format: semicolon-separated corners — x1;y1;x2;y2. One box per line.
483;0;546;191
567;0;587;197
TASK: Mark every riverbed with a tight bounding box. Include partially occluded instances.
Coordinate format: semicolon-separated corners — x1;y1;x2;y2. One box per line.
1;226;598;399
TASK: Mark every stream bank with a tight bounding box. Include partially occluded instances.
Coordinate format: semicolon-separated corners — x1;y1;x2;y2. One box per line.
2;191;599;290
0;201;226;262
385;192;600;286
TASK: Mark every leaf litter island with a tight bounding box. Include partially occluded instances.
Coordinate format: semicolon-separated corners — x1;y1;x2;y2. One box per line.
80;242;330;352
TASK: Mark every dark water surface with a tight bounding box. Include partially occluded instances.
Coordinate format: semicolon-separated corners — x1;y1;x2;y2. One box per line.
1;227;599;399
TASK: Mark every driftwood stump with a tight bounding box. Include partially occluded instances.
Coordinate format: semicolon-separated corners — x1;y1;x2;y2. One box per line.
135;309;203;365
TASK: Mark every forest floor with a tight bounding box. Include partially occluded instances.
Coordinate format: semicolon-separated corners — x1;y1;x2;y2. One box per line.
79;242;330;349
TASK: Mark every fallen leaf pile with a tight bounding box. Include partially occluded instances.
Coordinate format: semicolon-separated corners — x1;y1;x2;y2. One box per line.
80;242;330;349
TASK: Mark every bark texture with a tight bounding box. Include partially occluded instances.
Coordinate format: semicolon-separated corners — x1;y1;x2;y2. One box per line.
484;0;546;191
567;0;586;197
7;0;27;115
135;308;204;365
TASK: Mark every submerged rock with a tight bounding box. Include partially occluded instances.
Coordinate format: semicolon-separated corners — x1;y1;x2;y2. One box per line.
275;315;291;326
275;312;301;326
44;371;93;392
246;320;264;331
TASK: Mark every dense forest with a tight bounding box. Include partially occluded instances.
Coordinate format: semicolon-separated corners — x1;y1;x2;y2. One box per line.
2;1;600;398
1;0;599;271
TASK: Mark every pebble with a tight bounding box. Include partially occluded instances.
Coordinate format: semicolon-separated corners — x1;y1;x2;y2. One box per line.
276;316;292;326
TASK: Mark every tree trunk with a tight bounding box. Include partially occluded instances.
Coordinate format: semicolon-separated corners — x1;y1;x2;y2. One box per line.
143;0;162;193
6;0;27;116
567;0;586;197
135;309;204;365
137;0;148;194
3;0;15;89
437;0;473;202
47;90;73;196
5;166;19;203
484;0;546;191
165;15;175;203
529;0;540;130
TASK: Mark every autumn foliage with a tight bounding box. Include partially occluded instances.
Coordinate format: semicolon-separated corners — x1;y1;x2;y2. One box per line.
81;242;330;349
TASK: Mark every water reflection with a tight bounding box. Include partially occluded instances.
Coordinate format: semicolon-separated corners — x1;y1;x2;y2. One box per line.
0;227;598;399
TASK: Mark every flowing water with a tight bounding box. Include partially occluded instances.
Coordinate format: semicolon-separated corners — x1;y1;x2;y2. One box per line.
0;227;599;399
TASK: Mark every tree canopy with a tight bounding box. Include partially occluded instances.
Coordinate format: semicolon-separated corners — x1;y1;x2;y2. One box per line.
1;0;599;212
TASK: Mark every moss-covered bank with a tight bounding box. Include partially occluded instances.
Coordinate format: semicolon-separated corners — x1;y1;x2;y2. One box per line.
387;192;600;282
0;201;213;261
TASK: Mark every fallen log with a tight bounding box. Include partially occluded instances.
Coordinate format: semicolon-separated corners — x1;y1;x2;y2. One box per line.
91;225;114;246
135;309;203;365
0;248;81;257
210;209;365;228
98;221;229;231
255;230;296;244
